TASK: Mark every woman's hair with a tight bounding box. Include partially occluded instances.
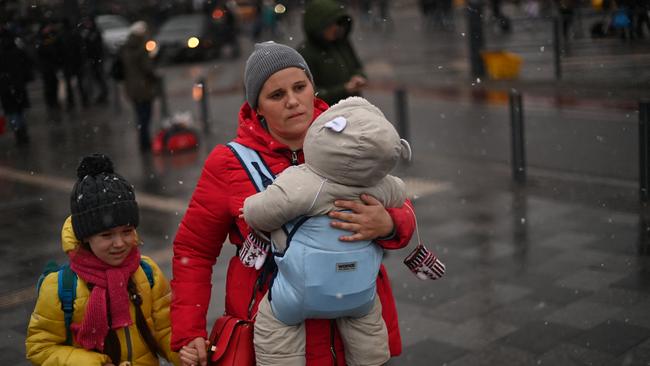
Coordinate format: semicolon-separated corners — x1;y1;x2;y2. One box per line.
244;41;314;109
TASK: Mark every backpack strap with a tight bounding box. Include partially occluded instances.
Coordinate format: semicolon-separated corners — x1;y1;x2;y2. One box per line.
227;142;275;192
57;264;77;345
139;259;155;289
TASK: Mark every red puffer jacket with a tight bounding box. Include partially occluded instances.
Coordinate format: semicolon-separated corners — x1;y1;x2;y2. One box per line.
171;98;416;365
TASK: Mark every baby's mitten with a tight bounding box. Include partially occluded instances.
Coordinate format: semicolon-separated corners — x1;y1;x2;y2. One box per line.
403;244;446;280
239;231;271;270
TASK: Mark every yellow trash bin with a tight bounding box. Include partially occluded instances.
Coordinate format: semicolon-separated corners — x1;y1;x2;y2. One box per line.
481;51;523;80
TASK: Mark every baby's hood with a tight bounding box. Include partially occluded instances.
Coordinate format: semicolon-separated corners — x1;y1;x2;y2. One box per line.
303;96;409;186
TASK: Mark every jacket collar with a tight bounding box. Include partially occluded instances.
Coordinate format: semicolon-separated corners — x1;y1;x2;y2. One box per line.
234;98;329;154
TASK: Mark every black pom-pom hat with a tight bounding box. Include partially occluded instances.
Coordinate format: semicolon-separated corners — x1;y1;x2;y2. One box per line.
70;154;139;240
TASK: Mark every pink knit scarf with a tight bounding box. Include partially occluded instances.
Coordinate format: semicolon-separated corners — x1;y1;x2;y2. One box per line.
69;246;141;351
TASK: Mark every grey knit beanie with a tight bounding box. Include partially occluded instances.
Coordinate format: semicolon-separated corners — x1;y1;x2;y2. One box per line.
244;41;314;109
70;154;139;240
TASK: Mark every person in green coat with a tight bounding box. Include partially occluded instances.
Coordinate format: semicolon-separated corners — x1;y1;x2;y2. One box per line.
298;0;367;105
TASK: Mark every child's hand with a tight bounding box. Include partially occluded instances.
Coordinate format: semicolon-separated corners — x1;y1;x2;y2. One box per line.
239;231;270;270
179;337;210;366
238;207;244;220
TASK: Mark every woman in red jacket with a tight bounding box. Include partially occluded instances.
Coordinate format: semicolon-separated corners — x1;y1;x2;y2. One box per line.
171;42;415;366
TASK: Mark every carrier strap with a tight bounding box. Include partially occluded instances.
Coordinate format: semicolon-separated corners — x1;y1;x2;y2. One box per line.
226;142;275;192
226;142;294;235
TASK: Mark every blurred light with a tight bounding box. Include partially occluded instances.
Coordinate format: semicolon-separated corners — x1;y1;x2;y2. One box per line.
274;4;286;14
192;82;204;101
212;8;225;19
187;37;200;49
146;40;157;52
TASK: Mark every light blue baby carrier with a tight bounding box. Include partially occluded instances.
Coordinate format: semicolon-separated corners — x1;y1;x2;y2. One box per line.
228;142;383;326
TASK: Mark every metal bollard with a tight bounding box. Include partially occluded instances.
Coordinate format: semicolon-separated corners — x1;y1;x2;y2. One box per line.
509;89;526;183
193;78;210;134
112;79;122;113
159;76;170;119
467;0;485;80
640;100;650;203
553;17;562;80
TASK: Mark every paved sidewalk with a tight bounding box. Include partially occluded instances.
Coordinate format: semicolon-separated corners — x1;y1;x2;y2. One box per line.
1;2;650;365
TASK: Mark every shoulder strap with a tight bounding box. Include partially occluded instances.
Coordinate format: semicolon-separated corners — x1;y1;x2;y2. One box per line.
139;259;155;288
57;264;77;345
226;141;275;192
226;141;294;236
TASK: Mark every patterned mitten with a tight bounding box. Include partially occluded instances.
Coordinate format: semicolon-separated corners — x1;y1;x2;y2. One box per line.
403;244;446;280
239;231;271;270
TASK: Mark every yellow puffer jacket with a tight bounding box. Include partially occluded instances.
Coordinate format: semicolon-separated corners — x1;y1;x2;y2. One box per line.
26;217;180;366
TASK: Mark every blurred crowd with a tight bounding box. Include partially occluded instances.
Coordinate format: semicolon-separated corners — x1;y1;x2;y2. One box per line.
1;0;648;148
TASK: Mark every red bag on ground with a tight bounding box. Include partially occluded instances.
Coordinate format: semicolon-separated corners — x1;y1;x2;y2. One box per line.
208;315;255;366
152;124;199;154
0;115;6;135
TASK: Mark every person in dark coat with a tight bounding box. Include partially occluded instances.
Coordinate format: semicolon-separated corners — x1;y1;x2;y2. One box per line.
120;21;160;152
81;17;108;104
35;22;63;116
0;26;33;145
298;0;366;106
60;18;89;110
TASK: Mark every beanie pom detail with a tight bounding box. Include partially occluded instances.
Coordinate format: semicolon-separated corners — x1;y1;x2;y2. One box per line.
77;154;114;179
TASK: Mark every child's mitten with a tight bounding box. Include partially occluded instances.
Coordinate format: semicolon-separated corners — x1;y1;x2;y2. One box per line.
404;244;446;280
239;231;271;270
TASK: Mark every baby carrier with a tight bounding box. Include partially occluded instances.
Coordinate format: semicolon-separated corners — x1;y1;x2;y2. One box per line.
228;142;382;325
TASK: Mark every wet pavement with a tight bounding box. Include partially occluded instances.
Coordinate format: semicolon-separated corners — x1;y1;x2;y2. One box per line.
2;1;650;365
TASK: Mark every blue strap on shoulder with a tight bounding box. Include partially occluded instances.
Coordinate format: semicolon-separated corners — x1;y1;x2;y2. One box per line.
139;259;155;288
227;141;275;191
57;264;77;345
226;142;295;233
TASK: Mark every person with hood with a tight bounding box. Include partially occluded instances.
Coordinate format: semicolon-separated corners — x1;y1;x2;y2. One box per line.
0;25;33;145
171;42;415;366
120;21;160;152
298;0;367;106
26;153;179;366
242;96;445;366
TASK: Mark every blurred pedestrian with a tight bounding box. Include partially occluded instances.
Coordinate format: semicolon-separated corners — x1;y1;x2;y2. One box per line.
35;21;63;118
120;21;160;152
25;153;180;365
631;0;649;39
81;17;108;104
556;0;576;40
0;25;33;145
60;18;89;110
298;0;367;105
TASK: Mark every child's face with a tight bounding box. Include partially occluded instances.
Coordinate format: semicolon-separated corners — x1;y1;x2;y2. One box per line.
86;225;137;266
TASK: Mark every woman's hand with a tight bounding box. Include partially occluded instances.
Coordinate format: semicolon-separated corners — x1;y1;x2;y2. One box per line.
329;194;394;241
179;337;210;366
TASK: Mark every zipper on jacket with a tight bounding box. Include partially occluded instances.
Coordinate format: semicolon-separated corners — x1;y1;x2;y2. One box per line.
290;150;299;165
330;319;337;365
124;326;133;363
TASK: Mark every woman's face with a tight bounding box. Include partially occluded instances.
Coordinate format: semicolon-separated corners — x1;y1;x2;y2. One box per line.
86;225;137;266
256;67;315;149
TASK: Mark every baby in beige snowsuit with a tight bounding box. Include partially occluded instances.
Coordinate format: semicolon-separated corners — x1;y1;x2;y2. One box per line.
243;96;410;366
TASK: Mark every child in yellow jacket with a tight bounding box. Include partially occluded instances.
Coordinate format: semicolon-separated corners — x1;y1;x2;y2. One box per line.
26;153;179;366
